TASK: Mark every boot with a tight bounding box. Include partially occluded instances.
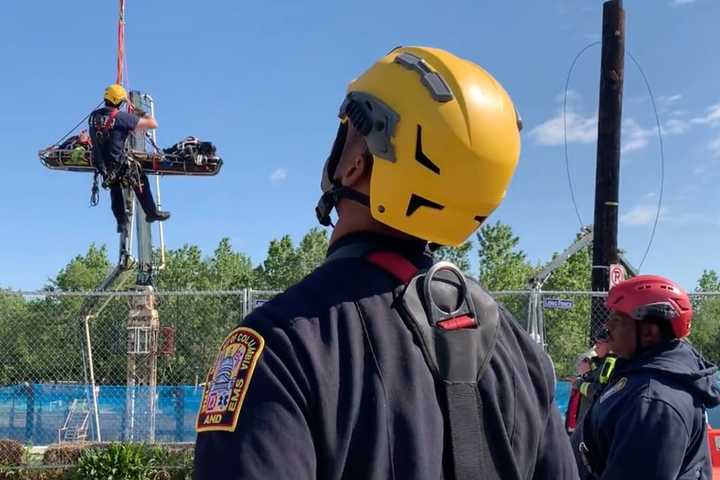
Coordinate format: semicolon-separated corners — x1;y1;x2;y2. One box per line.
146;210;171;223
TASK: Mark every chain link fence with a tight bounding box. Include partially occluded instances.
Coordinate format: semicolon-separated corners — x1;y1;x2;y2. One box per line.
1;288;718;449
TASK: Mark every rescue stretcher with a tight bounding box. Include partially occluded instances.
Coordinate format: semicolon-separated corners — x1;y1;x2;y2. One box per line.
39;136;222;176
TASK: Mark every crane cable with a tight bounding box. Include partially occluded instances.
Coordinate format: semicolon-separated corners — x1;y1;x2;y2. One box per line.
116;0;126;86
93;0;129;207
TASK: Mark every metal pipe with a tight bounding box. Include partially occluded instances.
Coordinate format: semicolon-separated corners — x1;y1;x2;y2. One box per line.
144;93;166;269
84;315;102;441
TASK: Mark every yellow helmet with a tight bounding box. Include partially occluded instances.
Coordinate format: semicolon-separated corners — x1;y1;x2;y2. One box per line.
104;84;128;106
316;46;522;246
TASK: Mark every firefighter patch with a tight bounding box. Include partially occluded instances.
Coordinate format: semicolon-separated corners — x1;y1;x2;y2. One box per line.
196;326;265;432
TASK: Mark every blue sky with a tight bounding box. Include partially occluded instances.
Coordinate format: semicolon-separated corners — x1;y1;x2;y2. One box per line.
1;0;718;291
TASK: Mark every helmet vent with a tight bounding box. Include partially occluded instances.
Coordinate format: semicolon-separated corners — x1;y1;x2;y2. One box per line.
394;52;454;103
406;194;444;217
415;125;440;174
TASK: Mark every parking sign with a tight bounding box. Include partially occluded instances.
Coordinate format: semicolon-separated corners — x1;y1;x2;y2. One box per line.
609;264;626;289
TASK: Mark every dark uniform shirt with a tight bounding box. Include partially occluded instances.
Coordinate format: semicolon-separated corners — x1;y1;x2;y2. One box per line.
194;232;578;480
88;107;139;171
571;340;720;480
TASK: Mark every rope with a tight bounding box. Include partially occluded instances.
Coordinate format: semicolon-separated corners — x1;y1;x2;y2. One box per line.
49;101;104;147
90;172;100;207
146;132;162;154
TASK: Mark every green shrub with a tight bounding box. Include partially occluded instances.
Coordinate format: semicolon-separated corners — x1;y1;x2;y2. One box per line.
71;443;193;480
43;444;103;466
0;441;24;467
0;466;69;480
0;443;193;480
71;443;151;480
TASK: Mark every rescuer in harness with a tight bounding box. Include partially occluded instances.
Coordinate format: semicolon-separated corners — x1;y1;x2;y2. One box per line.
571;275;720;479
89;84;170;233
193;46;578;479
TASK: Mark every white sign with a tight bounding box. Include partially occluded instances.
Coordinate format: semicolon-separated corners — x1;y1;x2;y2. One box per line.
609;263;627;289
543;298;574;310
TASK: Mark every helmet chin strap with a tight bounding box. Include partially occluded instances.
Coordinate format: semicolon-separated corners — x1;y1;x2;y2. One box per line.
315;182;369;227
316;114;371;227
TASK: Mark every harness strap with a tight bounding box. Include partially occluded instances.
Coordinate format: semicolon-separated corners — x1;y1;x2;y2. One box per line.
103;108;120;134
365;249;500;480
444;383;489;479
366;251;418;283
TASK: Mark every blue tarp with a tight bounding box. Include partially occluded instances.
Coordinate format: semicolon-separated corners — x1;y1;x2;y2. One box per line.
0;381;715;445
0;384;202;444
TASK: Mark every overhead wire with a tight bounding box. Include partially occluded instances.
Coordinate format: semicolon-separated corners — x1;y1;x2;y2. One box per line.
628;51;665;272
562;43;665;272
563;41;601;229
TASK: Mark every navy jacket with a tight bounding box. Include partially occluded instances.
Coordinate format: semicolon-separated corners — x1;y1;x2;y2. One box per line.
194;233;578;479
571;340;720;479
88;107;139;171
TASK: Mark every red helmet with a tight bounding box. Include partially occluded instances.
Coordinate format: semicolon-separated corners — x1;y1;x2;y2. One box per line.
606;274;693;338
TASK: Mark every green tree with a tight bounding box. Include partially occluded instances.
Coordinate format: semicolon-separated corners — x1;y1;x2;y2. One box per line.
690;270;720;364
207;238;254;290
156;239;253;383
0;291;32;384
696;270;720;292
477;221;533;291
49;244;112;291
541;240;593;378
296;228;329;279
255;235;300;291
255;228;329;291
475;221;534;338
434;241;473;274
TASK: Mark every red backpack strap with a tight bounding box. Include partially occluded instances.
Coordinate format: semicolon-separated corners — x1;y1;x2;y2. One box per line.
366;251;419;284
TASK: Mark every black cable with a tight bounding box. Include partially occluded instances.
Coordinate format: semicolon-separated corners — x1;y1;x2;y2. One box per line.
563;42;601;229
50;101;104;147
628;51;665;272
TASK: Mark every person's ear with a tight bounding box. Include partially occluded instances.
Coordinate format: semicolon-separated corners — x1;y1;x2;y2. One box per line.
339;152;371;188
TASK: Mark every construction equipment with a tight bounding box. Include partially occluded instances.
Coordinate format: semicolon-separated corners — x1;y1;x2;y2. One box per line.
525;225;637;347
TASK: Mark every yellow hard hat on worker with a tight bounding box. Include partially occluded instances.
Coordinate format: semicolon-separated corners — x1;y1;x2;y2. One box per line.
104;84;128;106
316;46;522;246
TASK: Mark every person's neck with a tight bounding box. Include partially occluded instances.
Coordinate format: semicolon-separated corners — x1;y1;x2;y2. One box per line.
329;216;402;246
329;210;415;245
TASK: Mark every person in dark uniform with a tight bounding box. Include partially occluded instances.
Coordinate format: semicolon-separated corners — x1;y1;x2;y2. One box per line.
194;46;578;480
571;275;720;479
89;84;170;233
566;337;615;434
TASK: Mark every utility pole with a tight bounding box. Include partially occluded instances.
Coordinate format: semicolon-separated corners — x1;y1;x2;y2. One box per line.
591;0;625;341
